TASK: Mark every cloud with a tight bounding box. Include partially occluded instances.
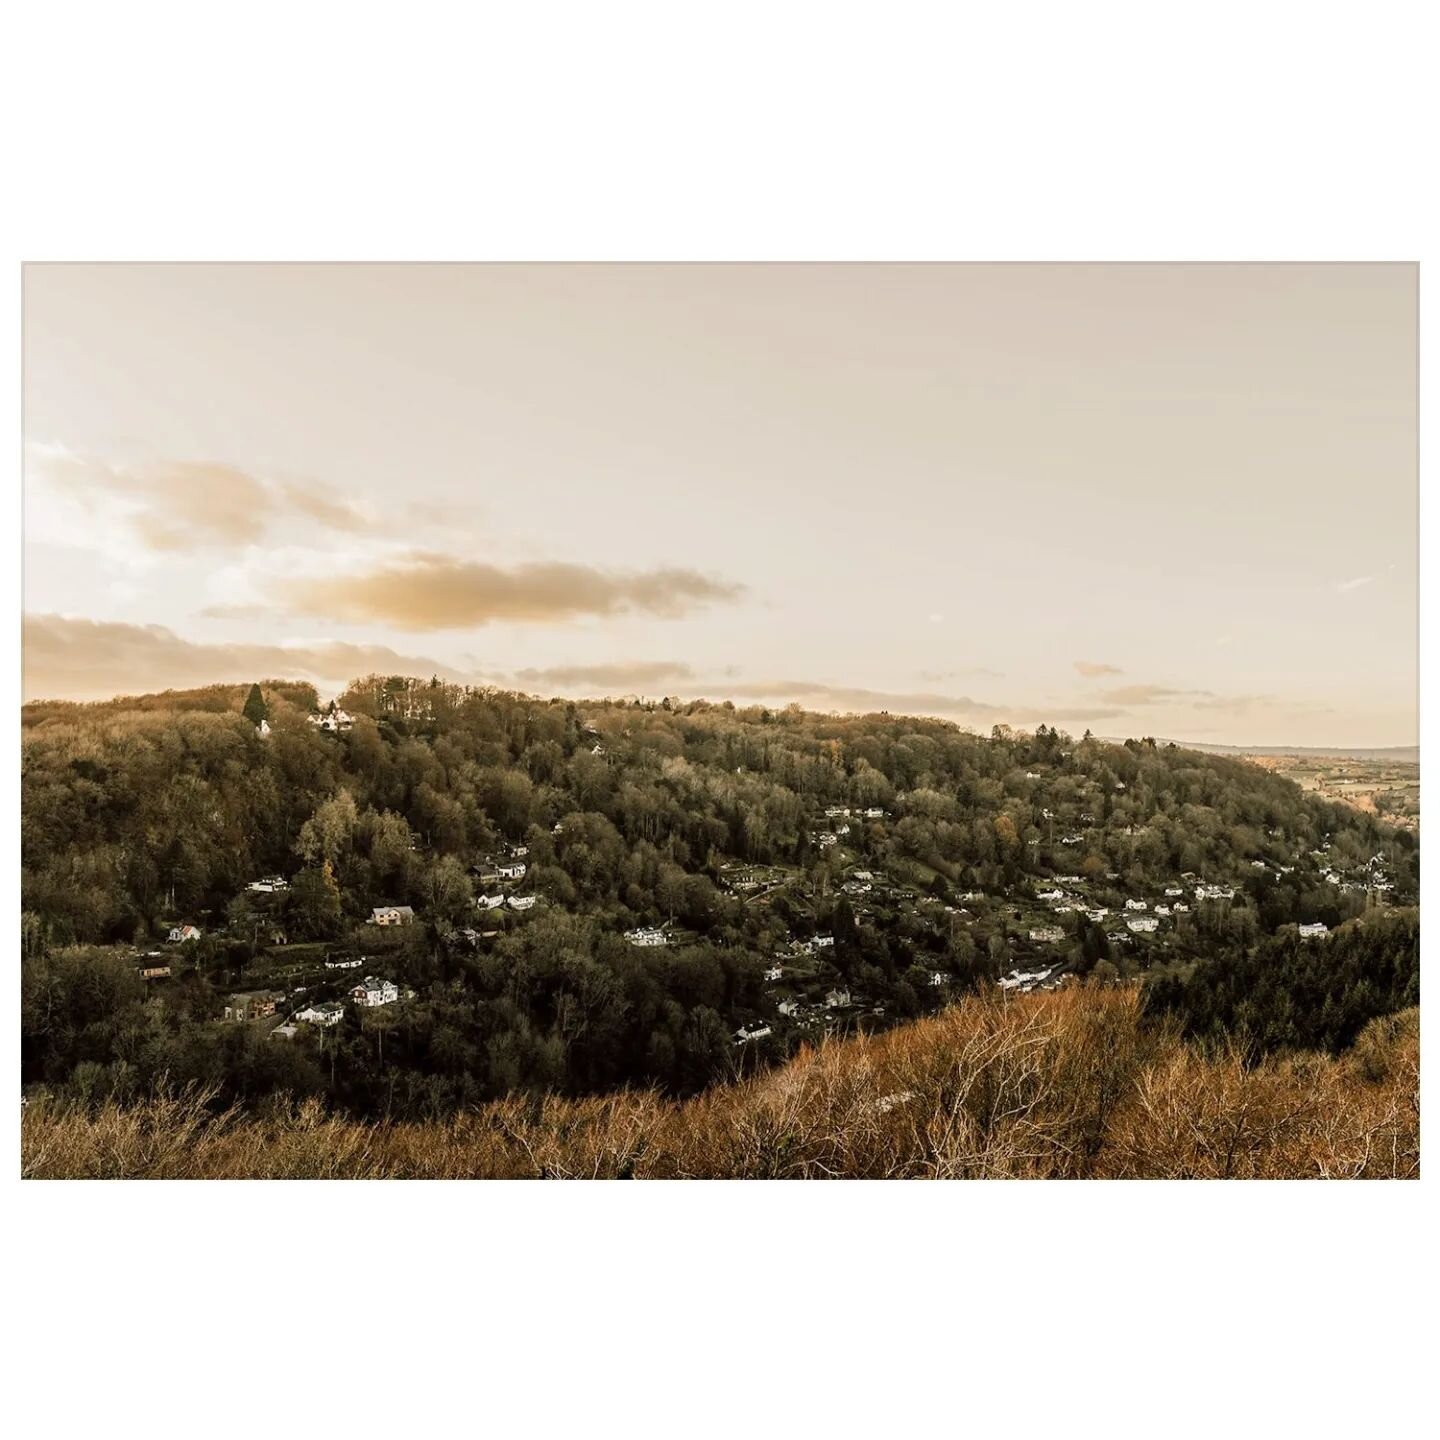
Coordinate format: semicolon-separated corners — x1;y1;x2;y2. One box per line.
683;678;1122;726
1074;660;1123;677
1334;575;1375;593
22;613;474;702
278;553;745;630
27;445;384;550
1098;684;1206;706
1096;684;1301;716
275;478;377;535
918;666;1004;682
513;661;696;690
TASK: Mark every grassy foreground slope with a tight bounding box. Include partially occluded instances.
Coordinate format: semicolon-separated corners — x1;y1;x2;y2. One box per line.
22;986;1417;1179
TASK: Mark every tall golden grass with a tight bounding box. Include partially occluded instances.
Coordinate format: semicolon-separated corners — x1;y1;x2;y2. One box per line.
20;986;1419;1179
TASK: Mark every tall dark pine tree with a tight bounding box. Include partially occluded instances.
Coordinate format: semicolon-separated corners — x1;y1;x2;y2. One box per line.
242;683;269;729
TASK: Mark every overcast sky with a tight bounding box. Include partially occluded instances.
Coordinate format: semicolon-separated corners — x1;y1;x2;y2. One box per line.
22;263;1417;746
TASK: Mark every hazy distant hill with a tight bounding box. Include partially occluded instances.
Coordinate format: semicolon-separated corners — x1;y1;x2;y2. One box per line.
1107;738;1419;765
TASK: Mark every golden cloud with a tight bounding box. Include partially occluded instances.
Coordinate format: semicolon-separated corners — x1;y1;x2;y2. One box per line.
513;661;697;690
1074;660;1124;677
690;679;1124;726
279;553;745;630
22;613;473;702
29;447;380;548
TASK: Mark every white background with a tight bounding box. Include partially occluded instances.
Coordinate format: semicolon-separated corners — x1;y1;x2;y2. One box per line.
2;3;1433;1437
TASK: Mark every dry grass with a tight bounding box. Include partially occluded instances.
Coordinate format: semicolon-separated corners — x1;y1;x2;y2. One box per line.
20;986;1419;1179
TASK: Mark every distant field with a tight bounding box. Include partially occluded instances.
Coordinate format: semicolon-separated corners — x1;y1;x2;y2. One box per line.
1246;754;1420;831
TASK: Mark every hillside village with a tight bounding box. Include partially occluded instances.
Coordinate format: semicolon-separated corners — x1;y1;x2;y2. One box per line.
20;677;1420;1116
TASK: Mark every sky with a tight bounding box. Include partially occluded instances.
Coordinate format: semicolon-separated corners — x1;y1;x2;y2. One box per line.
22;263;1417;746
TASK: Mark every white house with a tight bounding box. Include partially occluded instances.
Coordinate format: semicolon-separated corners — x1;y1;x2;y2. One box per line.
1087;908;1109;922
167;924;202;944
1164;887;1185;897
825;988;852;1009
1029;927;1065;943
1036;888;1064;902
764;964;784;982
257;719;272;738
1195;885;1236;901
307;707;354;733
929;971;948;987
625;926;669;947
247;875;290;894
324;955;363;970
351;977;399;1007
1155;905;1171;917
777;999;800;1017
370;905;415;926
809;935;835;950
734;1022;772;1044
506;895;537;911
295;1000;345;1027
1125;900;1148;912
1127;917;1159;934
862;807;886;819
496;860;527;881
476;893;505;910
824;806;850;818
1298;922;1330;939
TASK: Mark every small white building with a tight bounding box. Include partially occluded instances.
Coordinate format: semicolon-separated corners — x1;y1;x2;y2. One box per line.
1298;922;1330;939
496;860;527;881
764;964;784;982
247;875;290;894
777;999;800;1017
1127;917;1159;934
506;894;537;911
324;956;363;970
734;1022;772;1044
351;976;399;1007
1029;926;1065;944
296;1000;345;1027
809;935;835;950
929;971;949;987
825;988;852;1009
167;924;202;944
476;893;505;910
625;926;669;947
307;707;355;733
1125;900;1148;912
